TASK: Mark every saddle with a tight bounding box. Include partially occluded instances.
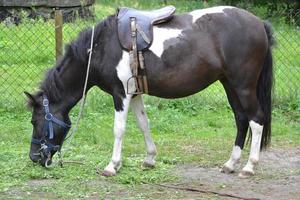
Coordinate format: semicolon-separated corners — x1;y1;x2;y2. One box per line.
117;6;176;94
117;6;176;51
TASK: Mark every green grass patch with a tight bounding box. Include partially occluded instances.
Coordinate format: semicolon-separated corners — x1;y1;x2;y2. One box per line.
0;93;299;198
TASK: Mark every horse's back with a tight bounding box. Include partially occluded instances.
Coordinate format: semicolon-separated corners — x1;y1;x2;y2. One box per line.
145;6;268;98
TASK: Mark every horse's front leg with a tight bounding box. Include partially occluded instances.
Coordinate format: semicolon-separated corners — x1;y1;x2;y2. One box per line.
131;95;157;168
102;94;132;176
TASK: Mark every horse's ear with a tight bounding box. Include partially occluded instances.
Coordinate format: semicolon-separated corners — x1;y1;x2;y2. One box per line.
24;91;37;108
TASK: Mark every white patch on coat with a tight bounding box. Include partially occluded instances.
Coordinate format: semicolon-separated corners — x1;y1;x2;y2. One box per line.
224;145;242;170
241;120;263;174
189;6;234;23
115;51;135;93
149;27;182;58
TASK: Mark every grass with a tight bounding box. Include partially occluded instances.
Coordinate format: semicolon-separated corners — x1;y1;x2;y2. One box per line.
0;92;299;198
0;0;299;199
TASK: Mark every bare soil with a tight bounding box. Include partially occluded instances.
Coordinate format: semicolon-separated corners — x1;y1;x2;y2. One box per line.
1;147;299;199
174;147;300;200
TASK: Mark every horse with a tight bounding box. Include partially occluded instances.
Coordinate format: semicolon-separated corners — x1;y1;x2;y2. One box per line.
25;6;274;178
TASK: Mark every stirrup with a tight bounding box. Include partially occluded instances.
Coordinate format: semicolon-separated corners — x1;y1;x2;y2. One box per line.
127;75;144;95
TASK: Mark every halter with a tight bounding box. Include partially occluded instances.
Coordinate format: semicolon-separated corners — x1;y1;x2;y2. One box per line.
31;95;71;167
31;26;95;167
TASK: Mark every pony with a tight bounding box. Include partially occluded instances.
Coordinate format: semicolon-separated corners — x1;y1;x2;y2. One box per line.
25;6;274;178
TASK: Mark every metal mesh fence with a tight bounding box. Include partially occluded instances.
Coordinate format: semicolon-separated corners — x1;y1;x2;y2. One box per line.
0;5;95;111
272;9;300;104
0;5;299;111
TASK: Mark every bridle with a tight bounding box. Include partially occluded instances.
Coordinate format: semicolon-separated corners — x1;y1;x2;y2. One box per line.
31;95;71;167
30;26;95;167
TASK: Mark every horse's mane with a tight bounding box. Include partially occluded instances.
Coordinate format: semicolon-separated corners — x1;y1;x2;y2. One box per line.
30;15;116;105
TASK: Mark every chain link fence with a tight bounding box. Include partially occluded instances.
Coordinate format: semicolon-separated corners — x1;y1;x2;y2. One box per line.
0;4;299;111
272;9;300;105
0;3;96;111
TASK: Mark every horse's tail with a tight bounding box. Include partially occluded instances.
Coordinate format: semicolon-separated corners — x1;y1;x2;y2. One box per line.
257;21;275;149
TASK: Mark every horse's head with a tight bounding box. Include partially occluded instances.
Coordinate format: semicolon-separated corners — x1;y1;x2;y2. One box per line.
25;92;71;167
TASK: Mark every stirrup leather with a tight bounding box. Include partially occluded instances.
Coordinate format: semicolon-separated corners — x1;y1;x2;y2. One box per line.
127;17;149;95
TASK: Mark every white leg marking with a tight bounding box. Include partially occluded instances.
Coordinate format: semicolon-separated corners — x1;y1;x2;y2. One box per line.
131;95;157;167
103;51;133;176
239;120;263;177
189;6;234;23
149;27;182;58
104;96;132;176
222;146;242;172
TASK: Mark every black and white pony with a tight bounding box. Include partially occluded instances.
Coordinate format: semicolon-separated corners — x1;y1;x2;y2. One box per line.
25;6;274;178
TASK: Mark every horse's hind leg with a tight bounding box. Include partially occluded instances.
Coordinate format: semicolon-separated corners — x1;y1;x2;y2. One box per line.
131;95;157;168
220;79;249;174
235;87;264;178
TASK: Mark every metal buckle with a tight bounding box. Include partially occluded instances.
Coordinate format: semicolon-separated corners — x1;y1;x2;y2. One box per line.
45;113;53;121
43;98;49;106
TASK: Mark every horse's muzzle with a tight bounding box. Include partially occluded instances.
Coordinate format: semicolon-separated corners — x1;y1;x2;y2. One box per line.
29;151;53;168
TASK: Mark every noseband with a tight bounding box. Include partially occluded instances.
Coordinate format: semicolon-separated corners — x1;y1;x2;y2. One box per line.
31;95;71;167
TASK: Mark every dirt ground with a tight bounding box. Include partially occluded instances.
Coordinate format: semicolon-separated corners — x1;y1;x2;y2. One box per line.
2;147;300;200
174;147;300;200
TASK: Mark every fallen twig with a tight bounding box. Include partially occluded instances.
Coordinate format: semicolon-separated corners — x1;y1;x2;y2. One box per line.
142;181;260;200
59;160;85;166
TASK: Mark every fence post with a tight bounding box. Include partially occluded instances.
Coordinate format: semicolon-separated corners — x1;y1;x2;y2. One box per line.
55;9;63;61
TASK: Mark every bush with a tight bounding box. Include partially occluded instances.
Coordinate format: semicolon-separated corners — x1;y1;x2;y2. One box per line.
212;0;299;25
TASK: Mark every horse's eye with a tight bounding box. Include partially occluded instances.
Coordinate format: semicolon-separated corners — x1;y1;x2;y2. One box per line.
31;120;37;125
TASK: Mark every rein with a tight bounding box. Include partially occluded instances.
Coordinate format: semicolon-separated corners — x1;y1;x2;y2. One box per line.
31;26;95;167
57;25;95;166
65;25;95;144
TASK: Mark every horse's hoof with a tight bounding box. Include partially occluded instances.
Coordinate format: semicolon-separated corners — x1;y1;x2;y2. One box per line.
97;167;116;177
220;165;234;174
141;161;155;170
101;170;116;177
238;170;254;178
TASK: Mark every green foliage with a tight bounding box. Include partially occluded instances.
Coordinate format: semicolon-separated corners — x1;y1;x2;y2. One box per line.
212;0;300;24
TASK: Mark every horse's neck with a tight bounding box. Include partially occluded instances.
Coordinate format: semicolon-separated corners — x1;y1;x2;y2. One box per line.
56;62;91;113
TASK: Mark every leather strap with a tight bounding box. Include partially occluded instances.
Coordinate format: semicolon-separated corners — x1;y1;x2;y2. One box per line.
31;95;71;150
128;17;149;94
138;51;149;94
